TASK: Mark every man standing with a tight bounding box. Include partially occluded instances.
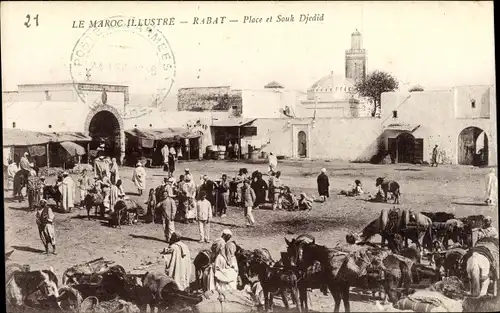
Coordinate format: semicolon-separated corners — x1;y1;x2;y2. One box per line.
197;191;212;243
60;172;75;213
233;142;239;159
485;168;498;206
217;174;230;217
199;175;216;211
6;160;19;191
269;171;283;210
132;162;147;196
168;151;176;178
161;144;170;172
268;152;278;174
35;199;56;254
241;179;256;226
162;233;192;291
221;229;238;272
184;168;194;182
182;174;197;223
77;169;92;207
158;179;177;242
431;145;439;167
317;168;329;202
94;155;110;180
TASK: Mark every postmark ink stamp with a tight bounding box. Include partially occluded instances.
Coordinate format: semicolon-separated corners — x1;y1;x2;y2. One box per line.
70;15;176;116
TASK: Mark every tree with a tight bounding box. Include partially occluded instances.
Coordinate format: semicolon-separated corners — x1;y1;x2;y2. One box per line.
355;70;399;117
409;85;424;92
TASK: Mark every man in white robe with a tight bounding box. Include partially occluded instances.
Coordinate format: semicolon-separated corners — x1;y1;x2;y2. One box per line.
268;152;278;174
6;160;19;191
485;168;498;206
132;162;147;196
59;172;75;213
162;233;192;291
94;156;110;180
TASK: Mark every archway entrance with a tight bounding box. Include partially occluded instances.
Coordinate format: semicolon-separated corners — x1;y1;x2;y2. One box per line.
298;131;307;158
88;110;121;160
458;127;488;166
396;133;416;164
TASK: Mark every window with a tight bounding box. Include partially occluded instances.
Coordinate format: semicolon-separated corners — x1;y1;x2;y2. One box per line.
471;99;476;108
232;105;238;111
45;90;51;101
392;110;398;118
12;122;16;128
48;125;52;129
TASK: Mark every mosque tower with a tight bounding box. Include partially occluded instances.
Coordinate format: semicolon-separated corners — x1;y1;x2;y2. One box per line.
345;29;367;82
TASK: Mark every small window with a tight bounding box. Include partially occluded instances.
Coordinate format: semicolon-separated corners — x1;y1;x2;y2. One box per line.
392;110;398;118
45;90;51;101
471;99;476;108
232;105;238;110
149;124;153;127
12;122;16;128
48;125;52;129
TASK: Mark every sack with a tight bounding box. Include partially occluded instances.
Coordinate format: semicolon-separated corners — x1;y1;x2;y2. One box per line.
394;298;438;312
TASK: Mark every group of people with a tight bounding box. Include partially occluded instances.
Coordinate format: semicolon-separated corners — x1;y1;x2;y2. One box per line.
161;228;239;293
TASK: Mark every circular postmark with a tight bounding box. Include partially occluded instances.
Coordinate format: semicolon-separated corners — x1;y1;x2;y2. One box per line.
70;15;176;118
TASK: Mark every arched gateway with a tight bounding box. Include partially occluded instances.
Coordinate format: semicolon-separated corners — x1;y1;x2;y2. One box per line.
84;105;125;163
458;126;488;166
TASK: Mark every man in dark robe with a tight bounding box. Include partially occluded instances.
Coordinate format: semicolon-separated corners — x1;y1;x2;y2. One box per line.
317;168;329;202
251;171;268;208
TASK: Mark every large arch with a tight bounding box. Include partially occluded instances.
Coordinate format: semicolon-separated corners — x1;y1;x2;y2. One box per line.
458;126;488;166
84;105;125;164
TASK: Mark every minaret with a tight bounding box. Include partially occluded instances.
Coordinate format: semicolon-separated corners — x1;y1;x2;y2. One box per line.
345;29;367;82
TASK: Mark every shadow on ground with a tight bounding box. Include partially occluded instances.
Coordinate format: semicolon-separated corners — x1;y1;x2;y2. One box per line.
451;201;488;207
12;245;46;254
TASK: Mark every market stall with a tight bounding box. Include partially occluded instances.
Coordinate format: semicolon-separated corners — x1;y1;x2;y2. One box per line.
124;127;201;167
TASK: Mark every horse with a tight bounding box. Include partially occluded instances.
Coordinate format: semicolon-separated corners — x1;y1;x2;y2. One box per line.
6;264;60;309
375;178;401;204
84;192;105;220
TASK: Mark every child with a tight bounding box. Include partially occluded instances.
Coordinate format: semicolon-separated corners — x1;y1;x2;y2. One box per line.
197;191;212;243
339;179;364;197
241;179;256;227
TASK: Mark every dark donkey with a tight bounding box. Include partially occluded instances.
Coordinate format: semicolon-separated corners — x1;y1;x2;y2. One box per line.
375;177;401;204
286;240;351;312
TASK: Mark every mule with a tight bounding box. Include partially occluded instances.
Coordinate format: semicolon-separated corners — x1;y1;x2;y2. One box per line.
6;265;60;308
110;199;141;228
375;178;401;204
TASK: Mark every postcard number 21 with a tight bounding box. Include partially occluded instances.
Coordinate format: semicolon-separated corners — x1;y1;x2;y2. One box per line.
24;14;39;28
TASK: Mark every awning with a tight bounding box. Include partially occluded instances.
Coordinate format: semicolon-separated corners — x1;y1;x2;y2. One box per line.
125;127;201;141
3;128;52;147
44;131;92;142
60;141;86;156
211;118;257;127
384;124;420;133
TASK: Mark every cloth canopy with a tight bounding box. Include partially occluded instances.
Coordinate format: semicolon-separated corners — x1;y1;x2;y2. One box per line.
125;127;200;141
60;141;86;156
3;128;52;147
43;131;92;142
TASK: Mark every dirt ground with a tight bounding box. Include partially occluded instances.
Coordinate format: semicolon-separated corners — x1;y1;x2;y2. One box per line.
4;160;498;312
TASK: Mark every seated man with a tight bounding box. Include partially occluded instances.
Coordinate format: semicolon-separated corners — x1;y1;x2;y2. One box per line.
478;216;499;240
298;193;313;210
339;179;364;197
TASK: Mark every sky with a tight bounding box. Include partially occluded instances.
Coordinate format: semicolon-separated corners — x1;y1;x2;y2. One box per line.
1;1;495;109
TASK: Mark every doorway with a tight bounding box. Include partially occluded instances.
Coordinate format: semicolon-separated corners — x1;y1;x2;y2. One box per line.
395;133;416;164
458;127;488;166
88;110;121;160
298;131;307;158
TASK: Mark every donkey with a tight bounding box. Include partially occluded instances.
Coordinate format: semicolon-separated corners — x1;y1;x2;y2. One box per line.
84;192;105;220
193;249;211;291
375;178;401;204
461;237;499;297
